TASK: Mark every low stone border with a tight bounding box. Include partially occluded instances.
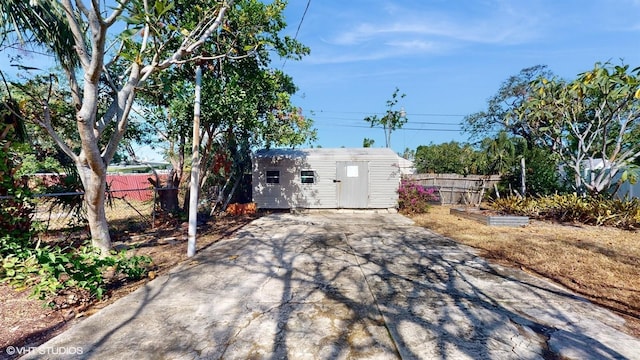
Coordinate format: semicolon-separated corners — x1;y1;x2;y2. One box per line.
450;208;529;227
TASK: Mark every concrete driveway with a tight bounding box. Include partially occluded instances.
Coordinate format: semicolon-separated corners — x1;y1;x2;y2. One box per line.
20;212;640;359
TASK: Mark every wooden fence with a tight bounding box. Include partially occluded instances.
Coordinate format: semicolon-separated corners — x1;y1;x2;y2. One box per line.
403;173;502;205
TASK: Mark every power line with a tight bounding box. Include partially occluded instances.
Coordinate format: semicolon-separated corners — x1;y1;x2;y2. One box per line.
282;0;311;69
310;116;463;126
314;110;467;117
324;124;463;132
293;0;311;41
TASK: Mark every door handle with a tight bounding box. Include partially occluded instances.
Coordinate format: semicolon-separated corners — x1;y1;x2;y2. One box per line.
333;179;341;183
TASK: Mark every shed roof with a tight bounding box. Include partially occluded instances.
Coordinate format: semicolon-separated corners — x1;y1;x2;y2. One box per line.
253;147;398;159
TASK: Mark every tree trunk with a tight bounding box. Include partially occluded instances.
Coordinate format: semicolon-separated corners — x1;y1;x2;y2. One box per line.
77;163;111;256
148;170;179;214
160;178;180;213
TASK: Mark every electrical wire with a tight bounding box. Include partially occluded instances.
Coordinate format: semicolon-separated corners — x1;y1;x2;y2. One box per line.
312;116;462;126
316;110;466;117
323;124;464;132
282;0;311;69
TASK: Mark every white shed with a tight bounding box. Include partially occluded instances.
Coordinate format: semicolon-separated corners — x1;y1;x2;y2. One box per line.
252;148;401;210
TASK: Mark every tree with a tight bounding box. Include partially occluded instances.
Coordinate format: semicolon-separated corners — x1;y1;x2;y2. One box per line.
480;131;517;175
401;147;414;160
0;0;77;70
364;87;407;148
0;0;239;255
414;141;482;174
500;145;565;196
362;138;375;148
463;65;553;147
0;98;32;237
136;0;314;213
523;62;640;194
4;74;151;176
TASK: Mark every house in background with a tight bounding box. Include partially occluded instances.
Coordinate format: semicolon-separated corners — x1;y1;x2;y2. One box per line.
252;148;401;210
397;156;417;175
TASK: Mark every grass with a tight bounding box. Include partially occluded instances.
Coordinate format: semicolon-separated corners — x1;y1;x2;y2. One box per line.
412;205;640;336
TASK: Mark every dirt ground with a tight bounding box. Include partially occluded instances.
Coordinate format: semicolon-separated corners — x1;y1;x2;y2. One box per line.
0;213;259;356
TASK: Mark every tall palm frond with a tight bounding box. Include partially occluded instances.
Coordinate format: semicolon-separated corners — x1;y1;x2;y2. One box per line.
0;0;78;71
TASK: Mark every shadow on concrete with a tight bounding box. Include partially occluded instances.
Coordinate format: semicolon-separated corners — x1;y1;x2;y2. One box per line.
21;213;640;359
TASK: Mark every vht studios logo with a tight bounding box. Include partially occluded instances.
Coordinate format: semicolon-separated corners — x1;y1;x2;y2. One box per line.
5;346;83;356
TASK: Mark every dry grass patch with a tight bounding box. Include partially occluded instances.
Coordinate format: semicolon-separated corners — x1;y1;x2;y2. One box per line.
412;205;640;336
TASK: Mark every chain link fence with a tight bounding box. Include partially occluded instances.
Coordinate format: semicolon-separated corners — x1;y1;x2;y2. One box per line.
3;171;247;234
8;186;182;233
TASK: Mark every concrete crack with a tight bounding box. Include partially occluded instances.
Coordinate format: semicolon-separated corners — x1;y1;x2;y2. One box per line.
508;317;561;360
343;232;404;359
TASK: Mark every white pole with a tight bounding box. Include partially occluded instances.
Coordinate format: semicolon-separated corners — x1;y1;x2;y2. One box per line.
187;64;202;257
520;157;526;197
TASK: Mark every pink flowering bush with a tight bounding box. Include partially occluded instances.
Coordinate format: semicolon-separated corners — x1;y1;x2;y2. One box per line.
397;180;439;215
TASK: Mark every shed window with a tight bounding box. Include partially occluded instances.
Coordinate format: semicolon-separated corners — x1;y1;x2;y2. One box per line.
266;170;280;184
301;170;315;184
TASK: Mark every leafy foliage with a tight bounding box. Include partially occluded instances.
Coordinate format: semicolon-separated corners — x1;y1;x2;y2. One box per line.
499;145;568;196
463;65;554;146
397;180;439;215
0;0;78;70
1;238;152;306
480;131;517;175
415;141;483;174
491;194;640;229
0;99;34;241
519;62;640;194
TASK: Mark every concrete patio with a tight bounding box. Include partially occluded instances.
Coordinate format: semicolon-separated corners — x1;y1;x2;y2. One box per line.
21;212;640;359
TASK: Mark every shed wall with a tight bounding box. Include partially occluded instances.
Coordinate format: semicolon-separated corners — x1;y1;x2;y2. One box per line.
252;149;400;209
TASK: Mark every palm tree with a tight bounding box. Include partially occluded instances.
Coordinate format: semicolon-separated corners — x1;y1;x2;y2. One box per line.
483;131;516;175
0;0;78;71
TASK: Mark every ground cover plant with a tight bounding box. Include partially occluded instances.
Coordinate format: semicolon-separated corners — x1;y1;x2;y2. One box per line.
1;237;152;307
0;213;258;354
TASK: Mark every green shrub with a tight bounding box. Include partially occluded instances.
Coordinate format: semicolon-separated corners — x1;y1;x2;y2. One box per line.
491;194;640;229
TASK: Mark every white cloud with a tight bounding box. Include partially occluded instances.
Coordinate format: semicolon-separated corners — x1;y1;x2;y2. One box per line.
309;1;544;65
305;49;401;65
330;15;538;47
385;40;438;52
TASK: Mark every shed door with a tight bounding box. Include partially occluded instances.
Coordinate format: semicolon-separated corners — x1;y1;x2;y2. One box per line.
336;161;368;208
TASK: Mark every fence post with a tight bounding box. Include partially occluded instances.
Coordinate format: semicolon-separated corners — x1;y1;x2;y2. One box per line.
152;186;157;229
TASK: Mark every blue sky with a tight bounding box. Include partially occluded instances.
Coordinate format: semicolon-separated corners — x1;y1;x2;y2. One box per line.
279;0;640;154
2;1;639;160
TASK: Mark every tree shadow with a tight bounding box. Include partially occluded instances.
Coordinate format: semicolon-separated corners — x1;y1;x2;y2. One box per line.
22;213;639;359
